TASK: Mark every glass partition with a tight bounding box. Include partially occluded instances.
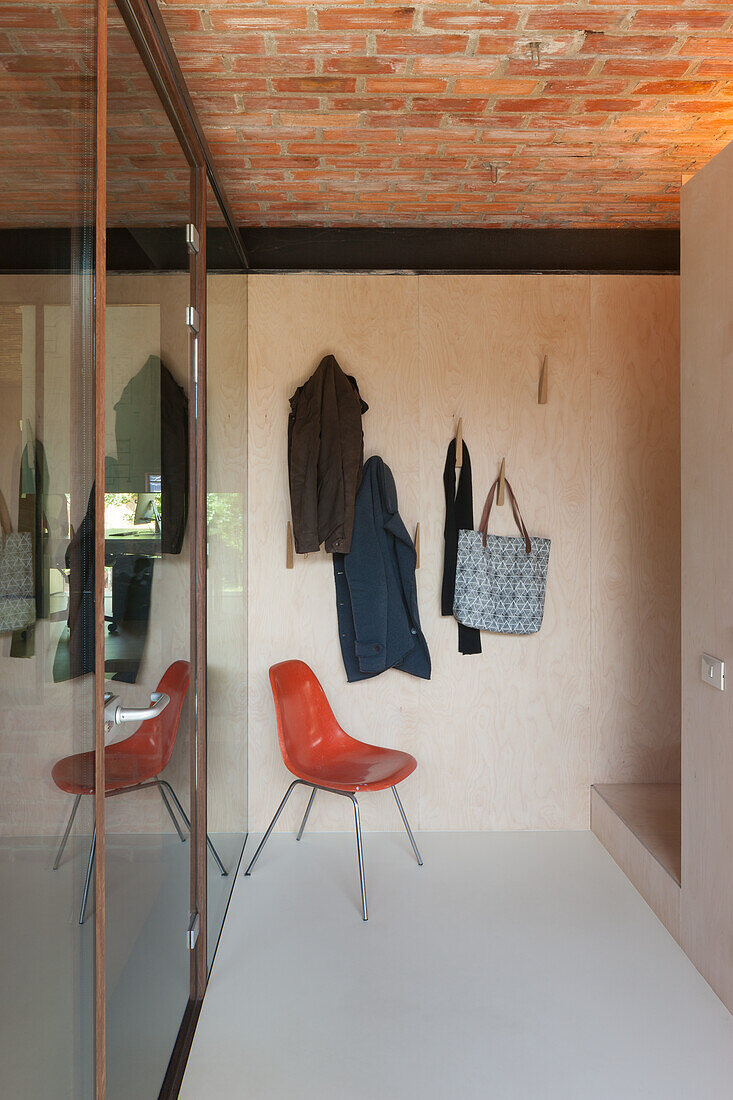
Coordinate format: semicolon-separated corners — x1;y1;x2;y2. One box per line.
0;2;98;1096
2;4;247;1093
104;5;196;1097
205;179;248;967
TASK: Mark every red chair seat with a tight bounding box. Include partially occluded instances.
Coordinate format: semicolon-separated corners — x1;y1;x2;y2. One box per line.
51;661;190;796
289;742;416;793
51;747;159;795
269;660;417;793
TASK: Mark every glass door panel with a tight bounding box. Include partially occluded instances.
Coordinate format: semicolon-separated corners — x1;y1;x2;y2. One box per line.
0;2;97;1096
105;5;196;1096
205;179;248;967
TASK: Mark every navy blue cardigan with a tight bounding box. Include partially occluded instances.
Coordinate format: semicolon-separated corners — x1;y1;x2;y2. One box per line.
333;456;431;682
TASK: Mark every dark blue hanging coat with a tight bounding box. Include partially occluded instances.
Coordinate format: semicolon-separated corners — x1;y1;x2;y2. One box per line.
333;456;431;682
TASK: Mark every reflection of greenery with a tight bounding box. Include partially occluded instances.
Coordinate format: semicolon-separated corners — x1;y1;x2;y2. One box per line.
105;492;137;526
207;493;243;549
104;492;161;531
207;493;244;590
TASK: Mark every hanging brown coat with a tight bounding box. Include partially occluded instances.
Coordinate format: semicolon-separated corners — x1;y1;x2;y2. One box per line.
288;354;368;554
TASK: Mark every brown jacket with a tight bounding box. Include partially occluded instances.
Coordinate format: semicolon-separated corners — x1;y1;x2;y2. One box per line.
288;354;368;554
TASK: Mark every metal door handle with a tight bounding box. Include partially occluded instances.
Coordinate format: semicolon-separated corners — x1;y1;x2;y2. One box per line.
104;691;170;726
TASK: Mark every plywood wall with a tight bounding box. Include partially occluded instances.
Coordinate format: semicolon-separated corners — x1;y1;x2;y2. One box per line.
247;273;680;833
680;140;733;1012
590;276;681;784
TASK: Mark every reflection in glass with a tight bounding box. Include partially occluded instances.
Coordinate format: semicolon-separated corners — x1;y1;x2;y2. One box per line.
0;2;97;1097
104;4;196;1098
206;179;248;967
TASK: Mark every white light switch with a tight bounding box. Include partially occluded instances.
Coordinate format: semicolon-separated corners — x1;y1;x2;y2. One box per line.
701;653;725;691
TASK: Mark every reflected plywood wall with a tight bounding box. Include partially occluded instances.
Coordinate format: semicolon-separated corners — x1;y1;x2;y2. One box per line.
207;275;248;833
0;277;95;837
247;273;680;833
0;274;248;836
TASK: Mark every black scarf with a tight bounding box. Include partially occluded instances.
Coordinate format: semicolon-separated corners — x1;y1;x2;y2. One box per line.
442;438;481;655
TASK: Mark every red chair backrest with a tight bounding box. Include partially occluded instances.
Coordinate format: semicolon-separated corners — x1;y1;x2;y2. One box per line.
269;660;353;774
113;660;190;774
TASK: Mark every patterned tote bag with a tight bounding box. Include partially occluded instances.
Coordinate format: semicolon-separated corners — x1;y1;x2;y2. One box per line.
453;476;550;634
0;490;35;634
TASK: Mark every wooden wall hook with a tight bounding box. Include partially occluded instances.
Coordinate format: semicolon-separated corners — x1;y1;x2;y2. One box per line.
286;521;294;569
455;418;463;467
538;354;548;405
497;458;506;506
414;522;420;568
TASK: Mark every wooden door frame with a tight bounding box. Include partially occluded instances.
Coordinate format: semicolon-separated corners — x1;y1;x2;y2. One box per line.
94;3;245;1095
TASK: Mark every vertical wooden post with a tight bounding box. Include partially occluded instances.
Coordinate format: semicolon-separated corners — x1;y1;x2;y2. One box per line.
190;165;208;1001
498;458;506;506
94;0;107;1095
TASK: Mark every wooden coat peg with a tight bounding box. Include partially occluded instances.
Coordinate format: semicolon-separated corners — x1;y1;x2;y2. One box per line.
538;354;548;405
414;522;420;568
497;458;506;506
286;521;294;569
455;418;463;467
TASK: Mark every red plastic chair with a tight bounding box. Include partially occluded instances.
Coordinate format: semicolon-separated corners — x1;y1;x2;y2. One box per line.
245;660;422;920
51;660;227;924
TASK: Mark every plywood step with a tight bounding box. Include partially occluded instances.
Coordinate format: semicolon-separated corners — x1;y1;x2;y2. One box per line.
591;783;681;941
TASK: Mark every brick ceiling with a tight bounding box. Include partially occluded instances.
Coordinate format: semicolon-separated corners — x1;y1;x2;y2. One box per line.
158;0;733;227
2;3;733;230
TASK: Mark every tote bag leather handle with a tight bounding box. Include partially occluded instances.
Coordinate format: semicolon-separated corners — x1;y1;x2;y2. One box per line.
0;489;12;548
478;477;532;554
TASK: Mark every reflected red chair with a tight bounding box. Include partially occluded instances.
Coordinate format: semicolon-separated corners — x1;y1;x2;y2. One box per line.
245;659;422;920
51;660;227;924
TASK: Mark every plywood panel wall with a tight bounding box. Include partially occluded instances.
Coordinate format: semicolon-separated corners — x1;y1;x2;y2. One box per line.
247;273;680;833
590;276;681;784
247;274;422;834
418;275;591;829
680;141;733;1012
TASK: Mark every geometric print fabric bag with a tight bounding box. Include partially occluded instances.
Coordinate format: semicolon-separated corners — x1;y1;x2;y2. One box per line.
0;489;35;634
453;475;550;635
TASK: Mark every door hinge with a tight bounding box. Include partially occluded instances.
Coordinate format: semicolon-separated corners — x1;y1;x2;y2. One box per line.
186;306;200;335
188;909;200;950
186;223;200;255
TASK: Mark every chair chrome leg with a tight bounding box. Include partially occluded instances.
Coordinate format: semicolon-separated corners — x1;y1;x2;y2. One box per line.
296;786;317;841
392;786;423;867
157;780;187;842
53;794;82;870
79;827;96;925
159;780;228;876
349;794;368;922
245;780;301;875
